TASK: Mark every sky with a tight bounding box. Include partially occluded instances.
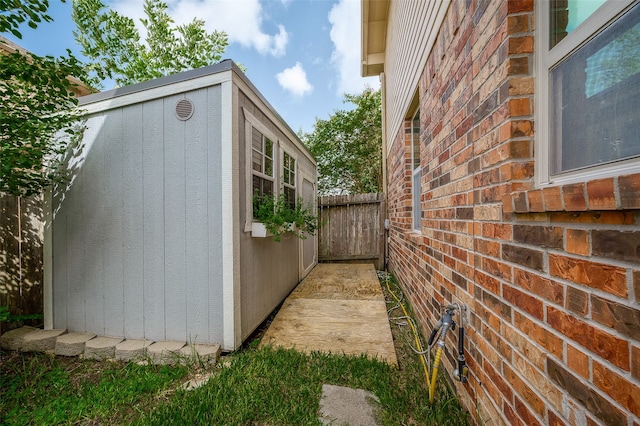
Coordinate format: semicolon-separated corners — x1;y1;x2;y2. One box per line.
4;0;380;134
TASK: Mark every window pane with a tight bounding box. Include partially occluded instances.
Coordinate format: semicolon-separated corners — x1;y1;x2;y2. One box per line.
411;108;421;230
550;0;606;48
252;128;263;152
412;109;420;170
550;3;640;175
252;149;262;173
265;138;273;158
265;157;273;176
413;170;421;229
283;153;295;186
284;186;296;210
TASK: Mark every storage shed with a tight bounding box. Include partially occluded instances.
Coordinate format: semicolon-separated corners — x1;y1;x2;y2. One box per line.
45;60;317;351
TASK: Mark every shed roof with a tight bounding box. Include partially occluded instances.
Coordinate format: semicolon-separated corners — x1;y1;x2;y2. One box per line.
79;60;236;106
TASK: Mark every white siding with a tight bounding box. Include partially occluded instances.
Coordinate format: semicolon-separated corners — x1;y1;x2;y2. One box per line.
122;103;144;339
207;85;225;345
185;88;212;342
103;108;124;337
384;0;450;147
142;98;166;341
52;85;225;344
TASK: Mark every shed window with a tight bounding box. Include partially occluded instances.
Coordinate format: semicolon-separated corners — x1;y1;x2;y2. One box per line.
538;0;640;184
283;151;296;210
252;127;274;218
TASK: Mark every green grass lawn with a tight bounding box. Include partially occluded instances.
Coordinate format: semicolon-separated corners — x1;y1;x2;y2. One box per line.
0;275;469;425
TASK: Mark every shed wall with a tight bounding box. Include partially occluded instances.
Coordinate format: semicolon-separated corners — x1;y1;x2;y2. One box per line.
235;87;317;341
52;85;225;344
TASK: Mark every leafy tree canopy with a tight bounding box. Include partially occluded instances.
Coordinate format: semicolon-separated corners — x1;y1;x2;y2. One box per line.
302;88;382;195
72;0;229;87
0;0;53;38
1;1;86;197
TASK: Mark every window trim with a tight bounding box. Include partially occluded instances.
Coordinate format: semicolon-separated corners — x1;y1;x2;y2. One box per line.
535;0;640;187
282;149;297;209
244;108;279;231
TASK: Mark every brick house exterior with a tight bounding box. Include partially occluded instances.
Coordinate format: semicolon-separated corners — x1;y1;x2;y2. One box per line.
362;1;640;424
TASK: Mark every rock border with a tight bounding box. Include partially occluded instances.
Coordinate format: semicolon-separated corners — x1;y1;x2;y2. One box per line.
1;327;220;365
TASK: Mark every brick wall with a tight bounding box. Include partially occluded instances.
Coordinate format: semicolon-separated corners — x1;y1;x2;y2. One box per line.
385;0;640;424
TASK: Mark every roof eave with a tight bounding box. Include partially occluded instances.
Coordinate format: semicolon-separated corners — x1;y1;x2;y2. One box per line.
361;0;389;77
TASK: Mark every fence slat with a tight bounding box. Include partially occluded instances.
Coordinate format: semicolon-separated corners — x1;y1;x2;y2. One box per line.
317;193;385;270
0;194;44;323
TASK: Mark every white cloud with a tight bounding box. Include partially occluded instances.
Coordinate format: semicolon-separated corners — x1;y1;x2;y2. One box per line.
328;0;380;95
276;62;313;97
109;0;288;57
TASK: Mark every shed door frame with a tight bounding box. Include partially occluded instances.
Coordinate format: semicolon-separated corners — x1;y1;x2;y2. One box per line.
299;171;317;279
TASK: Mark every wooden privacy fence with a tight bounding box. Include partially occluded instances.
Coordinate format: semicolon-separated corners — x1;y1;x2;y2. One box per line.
0;195;44;322
317;193;386;270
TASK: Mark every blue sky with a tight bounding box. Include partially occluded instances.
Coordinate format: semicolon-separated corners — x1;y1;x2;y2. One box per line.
4;0;380;134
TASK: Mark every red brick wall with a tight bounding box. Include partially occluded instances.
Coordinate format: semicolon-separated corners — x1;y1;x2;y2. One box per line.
385;0;640;424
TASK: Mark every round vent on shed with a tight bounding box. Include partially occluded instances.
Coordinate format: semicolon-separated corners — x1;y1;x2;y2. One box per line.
175;98;194;121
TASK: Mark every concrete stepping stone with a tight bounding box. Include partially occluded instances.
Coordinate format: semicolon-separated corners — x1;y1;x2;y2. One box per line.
55;333;96;356
319;384;382;426
84;336;123;360
147;341;186;365
115;339;153;362
0;326;38;351
179;343;221;365
20;329;67;352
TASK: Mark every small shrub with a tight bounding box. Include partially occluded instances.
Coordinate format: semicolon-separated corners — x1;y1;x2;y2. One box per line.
253;193;319;241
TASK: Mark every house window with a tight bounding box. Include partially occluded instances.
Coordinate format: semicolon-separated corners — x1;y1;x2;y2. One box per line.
538;0;640;184
283;151;296;210
411;108;421;230
252;127;274;218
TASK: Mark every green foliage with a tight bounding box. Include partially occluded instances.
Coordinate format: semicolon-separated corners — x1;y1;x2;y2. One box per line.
0;306;9;322
72;0;229;87
253;193;319;242
302;88;382;195
0;0;53;38
1;2;87;197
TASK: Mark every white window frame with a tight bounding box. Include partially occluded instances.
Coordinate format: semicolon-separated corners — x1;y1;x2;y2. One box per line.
251;128;275;198
535;0;640;187
282;149;297;209
243;108;279;231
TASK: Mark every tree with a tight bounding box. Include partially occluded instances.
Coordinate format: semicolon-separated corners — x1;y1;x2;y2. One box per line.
72;0;229;87
1;1;87;197
0;0;53;39
302;88;382;195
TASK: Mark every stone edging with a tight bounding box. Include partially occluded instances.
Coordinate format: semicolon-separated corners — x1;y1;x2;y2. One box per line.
0;327;221;365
